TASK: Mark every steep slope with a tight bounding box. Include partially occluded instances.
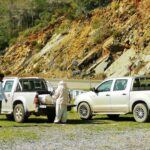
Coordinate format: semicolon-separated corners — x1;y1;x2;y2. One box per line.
0;0;150;79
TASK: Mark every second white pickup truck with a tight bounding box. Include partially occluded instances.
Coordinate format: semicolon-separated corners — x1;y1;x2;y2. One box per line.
75;76;150;122
1;77;73;123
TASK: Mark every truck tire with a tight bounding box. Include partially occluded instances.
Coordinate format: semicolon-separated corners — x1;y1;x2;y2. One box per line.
13;104;26;123
107;114;119;120
133;103;149;123
47;109;55;123
78;102;92;120
6;114;14;121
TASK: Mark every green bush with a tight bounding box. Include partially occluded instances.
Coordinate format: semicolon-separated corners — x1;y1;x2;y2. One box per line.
55;20;71;34
113;30;122;38
9;37;17;46
31;41;43;52
20;29;32;37
94;26;113;44
111;1;119;10
92;14;113;44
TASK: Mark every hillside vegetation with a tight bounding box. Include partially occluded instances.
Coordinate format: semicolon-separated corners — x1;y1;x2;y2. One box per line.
0;0;150;79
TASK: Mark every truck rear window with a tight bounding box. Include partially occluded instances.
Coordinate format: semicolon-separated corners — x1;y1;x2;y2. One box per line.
133;77;150;91
19;79;48;91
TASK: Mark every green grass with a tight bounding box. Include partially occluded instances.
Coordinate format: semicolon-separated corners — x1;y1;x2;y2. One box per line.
67;112;150;131
0;115;50;140
0;112;150;140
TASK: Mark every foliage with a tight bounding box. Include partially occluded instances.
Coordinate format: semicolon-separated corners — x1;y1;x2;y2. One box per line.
55;20;71;34
93;16;113;44
31;41;44;52
0;0;113;51
111;1;120;10
9;37;18;46
33;64;41;73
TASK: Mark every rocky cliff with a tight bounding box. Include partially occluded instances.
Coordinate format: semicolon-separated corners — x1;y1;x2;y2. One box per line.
0;0;150;79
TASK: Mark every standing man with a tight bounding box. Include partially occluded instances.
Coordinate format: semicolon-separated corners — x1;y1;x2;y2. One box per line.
52;81;70;124
0;73;7;113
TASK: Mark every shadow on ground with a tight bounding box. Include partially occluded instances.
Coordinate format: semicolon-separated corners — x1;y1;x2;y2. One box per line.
1;115;149;126
94;116;135;122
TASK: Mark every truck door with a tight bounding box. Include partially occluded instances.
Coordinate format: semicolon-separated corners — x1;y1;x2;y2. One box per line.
2;80;14;113
111;79;130;113
93;80;113;112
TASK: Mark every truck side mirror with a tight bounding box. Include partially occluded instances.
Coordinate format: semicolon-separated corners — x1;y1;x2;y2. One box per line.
90;87;98;93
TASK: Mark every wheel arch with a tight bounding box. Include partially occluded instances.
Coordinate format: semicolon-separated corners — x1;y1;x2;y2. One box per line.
132;100;149;112
77;101;92;112
13;100;26;111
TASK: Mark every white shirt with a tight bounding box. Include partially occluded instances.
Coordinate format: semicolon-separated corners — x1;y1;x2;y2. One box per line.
0;82;6;101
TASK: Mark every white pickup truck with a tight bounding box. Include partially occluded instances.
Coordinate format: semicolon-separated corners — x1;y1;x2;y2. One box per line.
75;76;150;122
1;77;73;123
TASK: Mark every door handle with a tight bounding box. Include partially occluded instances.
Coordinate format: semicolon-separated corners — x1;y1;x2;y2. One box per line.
106;94;110;96
122;93;126;95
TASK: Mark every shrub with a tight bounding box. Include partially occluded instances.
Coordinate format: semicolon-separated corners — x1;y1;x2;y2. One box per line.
111;1;119;10
55;20;71;34
9;37;17;46
93;26;113;44
95;73;106;80
92;16;110;29
4;70;11;75
33;64;41;73
31;41;44;52
20;29;32;37
91;18;101;29
112;30;122;38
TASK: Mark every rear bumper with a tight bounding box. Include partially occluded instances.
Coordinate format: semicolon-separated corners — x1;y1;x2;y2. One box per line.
67;104;76;111
36;104;76;114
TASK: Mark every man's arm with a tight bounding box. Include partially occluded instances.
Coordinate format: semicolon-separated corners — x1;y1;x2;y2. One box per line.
52;87;60;101
0;83;7;102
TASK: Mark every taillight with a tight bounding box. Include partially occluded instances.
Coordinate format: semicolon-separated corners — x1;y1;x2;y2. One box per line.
34;94;39;112
34;94;39;105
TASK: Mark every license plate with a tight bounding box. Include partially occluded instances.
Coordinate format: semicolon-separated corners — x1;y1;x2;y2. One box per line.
39;105;46;108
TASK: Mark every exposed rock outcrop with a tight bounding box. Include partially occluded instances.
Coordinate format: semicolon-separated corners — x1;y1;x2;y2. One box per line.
0;0;149;79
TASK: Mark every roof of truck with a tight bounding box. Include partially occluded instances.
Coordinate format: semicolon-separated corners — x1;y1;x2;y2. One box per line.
105;76;150;80
4;77;44;80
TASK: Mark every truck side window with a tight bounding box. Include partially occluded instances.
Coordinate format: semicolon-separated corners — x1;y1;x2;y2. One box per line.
4;81;14;92
114;79;127;91
133;77;150;91
97;80;113;92
22;82;30;91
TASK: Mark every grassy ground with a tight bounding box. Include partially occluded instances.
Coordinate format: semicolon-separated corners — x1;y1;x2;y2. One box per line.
0;112;150;141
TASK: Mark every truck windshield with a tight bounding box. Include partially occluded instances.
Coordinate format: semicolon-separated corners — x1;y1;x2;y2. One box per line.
19;79;48;91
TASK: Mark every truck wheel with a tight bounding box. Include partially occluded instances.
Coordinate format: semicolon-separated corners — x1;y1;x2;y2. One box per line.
47;109;55;123
13;104;26;123
133;103;149;123
107;115;119;120
78;102;92;120
6;114;14;121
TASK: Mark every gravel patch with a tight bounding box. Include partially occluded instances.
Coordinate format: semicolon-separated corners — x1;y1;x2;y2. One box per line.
0;125;150;150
